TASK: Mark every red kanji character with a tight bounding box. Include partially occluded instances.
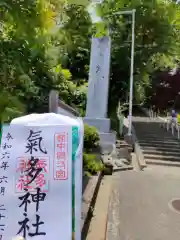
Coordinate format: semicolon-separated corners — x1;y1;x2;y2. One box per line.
56;152;65;159
17;158;27;172
16;175;32;191
24;175;33;189
57;134;66;142
16;175;25;191
57;161;65;169
36;159;47;173
57;143;65;152
56;170;66;179
35;173;46;188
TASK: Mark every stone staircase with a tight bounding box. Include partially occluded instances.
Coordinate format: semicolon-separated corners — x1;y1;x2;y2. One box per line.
132;108;180;167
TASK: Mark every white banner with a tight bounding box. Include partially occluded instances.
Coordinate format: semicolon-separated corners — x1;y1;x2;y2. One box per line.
0;125;72;240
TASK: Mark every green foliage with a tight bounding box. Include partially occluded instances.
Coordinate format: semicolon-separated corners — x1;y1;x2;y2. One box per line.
98;0;180;110
0;90;25;123
59;4;92;80
116;101;128;119
83;123;102;176
0;0;91;115
0;0;68;113
93;22;109;37
83;153;104;176
84;124;100;150
57;68;87;114
72;83;87;116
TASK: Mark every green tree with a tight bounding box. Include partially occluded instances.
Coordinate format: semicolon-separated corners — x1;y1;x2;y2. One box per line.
0;0;91;117
98;0;180;111
59;4;92;79
0;0;69;113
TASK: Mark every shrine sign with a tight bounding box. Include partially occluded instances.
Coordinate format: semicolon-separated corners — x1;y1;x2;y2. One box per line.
0;124;72;240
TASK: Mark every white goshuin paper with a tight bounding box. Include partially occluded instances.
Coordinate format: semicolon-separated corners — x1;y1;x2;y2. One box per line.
11;113;84;240
0;124;72;240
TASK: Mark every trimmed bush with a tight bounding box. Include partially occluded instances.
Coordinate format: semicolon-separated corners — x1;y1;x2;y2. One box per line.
83;124;102;175
83;153;104;176
84;124;100;150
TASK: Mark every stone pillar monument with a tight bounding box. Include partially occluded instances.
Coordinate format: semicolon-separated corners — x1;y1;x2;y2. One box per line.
49;90;59;113
84;36;116;144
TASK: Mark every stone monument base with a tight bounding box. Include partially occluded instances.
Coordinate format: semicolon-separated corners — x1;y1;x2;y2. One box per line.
84;117;110;132
99;131;116;145
83;117;116;144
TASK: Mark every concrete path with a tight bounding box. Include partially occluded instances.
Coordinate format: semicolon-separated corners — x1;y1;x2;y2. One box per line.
106;166;180;240
106;107;180;240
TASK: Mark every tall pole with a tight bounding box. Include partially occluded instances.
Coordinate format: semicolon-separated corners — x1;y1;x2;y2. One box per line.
112;9;136;136
128;9;136;136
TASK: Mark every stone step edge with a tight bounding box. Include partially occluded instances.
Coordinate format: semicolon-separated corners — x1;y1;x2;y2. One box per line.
144;154;180;160
139;142;180;146
142;151;180;156
113;165;133;172
146;159;180;167
141;146;180;151
139;140;180;144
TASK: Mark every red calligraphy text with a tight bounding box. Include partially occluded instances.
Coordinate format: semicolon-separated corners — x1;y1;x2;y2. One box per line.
54;133;68;180
15;157;49;193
